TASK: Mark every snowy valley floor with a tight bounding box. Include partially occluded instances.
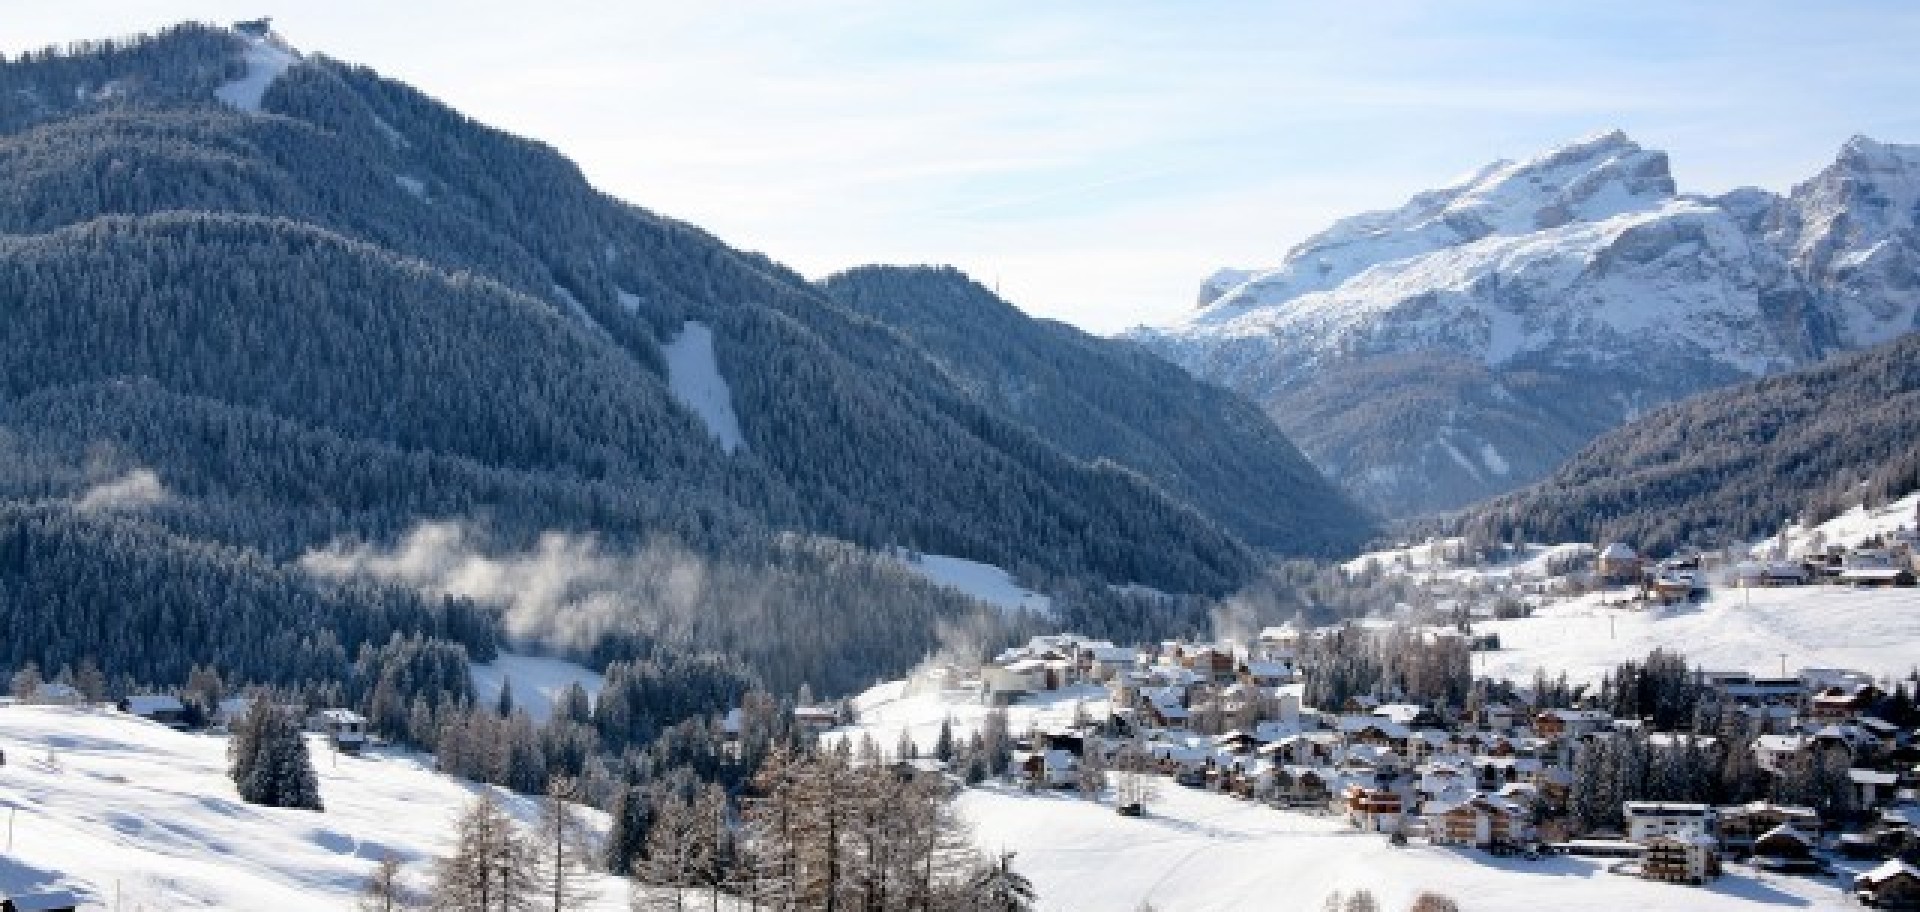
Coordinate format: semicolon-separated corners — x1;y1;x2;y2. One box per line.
959;781;1856;912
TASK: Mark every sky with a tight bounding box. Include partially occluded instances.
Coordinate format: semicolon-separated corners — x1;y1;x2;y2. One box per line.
7;2;1920;333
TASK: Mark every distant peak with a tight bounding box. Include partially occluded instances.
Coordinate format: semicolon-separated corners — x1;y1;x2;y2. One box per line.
1834;133;1920;173
1528;128;1641;166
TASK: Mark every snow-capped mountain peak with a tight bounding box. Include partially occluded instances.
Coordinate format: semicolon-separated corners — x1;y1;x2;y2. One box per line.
1192;130;1673;315
1137;132;1920;518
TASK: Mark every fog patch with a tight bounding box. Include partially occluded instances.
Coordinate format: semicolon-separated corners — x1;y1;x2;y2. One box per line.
76;468;169;513
298;521;712;652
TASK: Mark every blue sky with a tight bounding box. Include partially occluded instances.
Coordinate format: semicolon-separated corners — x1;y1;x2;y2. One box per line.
8;2;1920;331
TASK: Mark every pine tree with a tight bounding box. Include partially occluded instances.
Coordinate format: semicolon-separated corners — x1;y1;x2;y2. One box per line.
497;679;516;718
981;709;1012;778
358;852;415;912
604;784;653;876
635;790;701;911
534;776;597;911
434;792;536;912
968;851;1035;912
230;698;323;811
934;716;955;764
1076;741;1107;802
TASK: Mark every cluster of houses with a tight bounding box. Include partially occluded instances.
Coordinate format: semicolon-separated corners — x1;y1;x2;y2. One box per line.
965;630;1920;899
22;692;377;754
1596;516;1920;603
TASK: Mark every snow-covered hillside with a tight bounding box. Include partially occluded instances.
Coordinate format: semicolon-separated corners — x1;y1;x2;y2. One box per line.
1133;131;1920;517
0;705;626;910
960;779;1854;912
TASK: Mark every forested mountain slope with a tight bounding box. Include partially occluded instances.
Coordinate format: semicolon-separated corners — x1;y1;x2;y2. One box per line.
820;266;1374;555
1453;331;1920;553
0;23;1272;700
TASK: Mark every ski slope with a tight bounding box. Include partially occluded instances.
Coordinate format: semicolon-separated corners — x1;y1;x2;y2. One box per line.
214;34;297;112
897;552;1055;616
0;705;627;910
662;321;747;453
960;779;1854;912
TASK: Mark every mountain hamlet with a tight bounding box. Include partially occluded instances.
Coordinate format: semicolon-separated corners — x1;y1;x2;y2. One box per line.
0;19;1917;912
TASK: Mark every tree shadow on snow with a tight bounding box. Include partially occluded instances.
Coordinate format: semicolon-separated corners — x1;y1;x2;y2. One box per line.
0;855;92;905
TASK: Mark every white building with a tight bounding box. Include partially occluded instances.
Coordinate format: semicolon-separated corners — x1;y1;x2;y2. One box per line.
1624;801;1716;844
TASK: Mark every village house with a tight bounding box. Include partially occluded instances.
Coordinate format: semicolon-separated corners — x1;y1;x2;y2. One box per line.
309;708;369;754
1426;793;1533;850
1839;548;1918;587
1733;560;1810;587
1750;822;1822;873
1624;801;1716;843
1855;858;1920;909
793;705;840;733
1717;801;1820;854
1810;683;1882;722
1532;708;1612;740
1597;542;1643;585
118;694;186;727
1344;784;1406;833
1851;768;1902;810
980;661;1044;705
1643;833;1721;885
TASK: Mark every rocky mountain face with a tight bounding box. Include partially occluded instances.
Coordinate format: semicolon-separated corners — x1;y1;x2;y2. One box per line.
1133;131;1920;518
820;266;1375;556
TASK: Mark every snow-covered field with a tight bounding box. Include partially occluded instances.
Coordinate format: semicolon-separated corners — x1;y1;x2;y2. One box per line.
0;705;625;910
960;779;1855;912
1347;492;1920;686
470;651;605;723
897;552;1055;616
1478;585;1920;687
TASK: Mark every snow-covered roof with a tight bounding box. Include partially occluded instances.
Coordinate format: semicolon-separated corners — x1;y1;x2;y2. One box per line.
1848;769;1899;785
1599;542;1638;560
1860;858;1920;887
316;708;367;724
123;695;183;715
